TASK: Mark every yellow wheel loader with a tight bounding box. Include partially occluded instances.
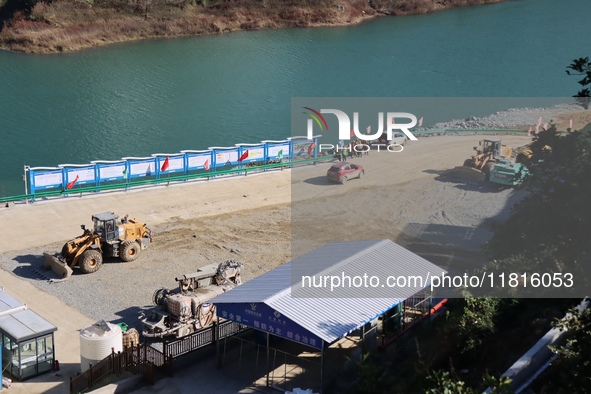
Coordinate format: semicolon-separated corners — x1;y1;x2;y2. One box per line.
448;138;514;184
43;212;152;281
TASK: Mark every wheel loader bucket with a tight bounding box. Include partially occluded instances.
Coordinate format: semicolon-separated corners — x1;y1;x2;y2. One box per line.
43;253;73;282
446;166;487;184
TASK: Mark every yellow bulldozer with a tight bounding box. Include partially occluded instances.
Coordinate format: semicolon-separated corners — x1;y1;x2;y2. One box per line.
448;138;515;184
43;212;152;281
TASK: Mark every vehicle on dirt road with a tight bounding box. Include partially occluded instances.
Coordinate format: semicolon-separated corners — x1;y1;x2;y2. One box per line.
375;131;407;147
327;162;365;184
43;212;152;281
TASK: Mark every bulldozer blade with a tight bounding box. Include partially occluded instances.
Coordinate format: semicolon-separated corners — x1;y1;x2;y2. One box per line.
446;166;487;184
43;253;73;282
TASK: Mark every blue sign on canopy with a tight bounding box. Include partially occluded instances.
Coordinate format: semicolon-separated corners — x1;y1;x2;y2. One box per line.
216;302;324;349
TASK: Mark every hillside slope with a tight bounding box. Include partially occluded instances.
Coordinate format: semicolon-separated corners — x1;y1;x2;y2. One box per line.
0;0;503;54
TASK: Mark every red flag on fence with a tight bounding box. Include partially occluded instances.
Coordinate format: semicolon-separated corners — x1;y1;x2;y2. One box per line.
350;129;355;138
160;156;169;172
418;117;423;127
527;126;532;136
67;175;79;190
569;119;573;129
537;117;542;126
238;150;249;162
204;159;210;170
308;142;316;155
535;124;540;134
366;125;371;134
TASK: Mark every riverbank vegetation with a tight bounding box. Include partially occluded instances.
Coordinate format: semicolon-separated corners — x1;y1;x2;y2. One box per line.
424;123;591;392
0;0;503;54
344;115;591;392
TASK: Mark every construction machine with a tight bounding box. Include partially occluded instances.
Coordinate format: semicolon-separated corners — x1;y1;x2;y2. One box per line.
139;260;243;339
43;212;152;281
489;146;532;187
449;138;514;184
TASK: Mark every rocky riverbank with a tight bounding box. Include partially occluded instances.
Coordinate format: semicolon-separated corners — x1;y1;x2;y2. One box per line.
428;103;591;131
0;0;503;54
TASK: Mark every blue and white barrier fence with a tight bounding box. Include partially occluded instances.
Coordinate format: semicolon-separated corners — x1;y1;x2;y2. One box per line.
25;137;319;196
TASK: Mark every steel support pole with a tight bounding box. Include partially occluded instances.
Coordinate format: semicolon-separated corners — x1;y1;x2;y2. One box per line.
266;332;270;387
320;341;325;394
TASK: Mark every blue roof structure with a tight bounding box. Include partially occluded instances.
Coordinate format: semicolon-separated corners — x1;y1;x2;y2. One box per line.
212;239;446;349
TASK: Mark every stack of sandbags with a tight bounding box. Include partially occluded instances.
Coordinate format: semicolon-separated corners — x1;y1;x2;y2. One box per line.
122;328;140;348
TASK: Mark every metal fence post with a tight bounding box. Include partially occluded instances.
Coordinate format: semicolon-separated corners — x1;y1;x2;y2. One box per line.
110;347;114;375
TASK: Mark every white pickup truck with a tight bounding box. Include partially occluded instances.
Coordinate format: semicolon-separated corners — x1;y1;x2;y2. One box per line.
373;132;407;147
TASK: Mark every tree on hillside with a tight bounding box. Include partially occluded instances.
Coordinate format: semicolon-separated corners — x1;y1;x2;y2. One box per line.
485;127;591;293
537;301;591;393
426;370;514;394
566;57;591;109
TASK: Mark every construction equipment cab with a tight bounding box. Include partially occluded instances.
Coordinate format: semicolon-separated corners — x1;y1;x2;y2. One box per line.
89;212;151;260
44;212;152;280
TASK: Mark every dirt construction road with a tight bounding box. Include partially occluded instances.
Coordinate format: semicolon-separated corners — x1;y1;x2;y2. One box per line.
0;134;532;393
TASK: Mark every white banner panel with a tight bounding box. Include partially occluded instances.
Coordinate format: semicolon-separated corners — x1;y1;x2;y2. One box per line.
244;147;264;161
34;171;62;188
215;150;238;165
130;161;156;176
187;154;211;169
66;168;95;183
268;144;290;158
292;141;312;158
99;164;126;179
166;157;184;171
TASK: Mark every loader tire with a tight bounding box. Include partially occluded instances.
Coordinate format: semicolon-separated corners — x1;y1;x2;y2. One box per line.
121;241;140;262
79;250;103;274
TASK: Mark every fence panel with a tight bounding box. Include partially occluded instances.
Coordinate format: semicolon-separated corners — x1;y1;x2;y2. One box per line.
162;320;247;360
70;371;91;394
88;355;114;387
219;320;246;339
165;327;214;359
143;344;167;367
69;322;246;393
69;344;168;394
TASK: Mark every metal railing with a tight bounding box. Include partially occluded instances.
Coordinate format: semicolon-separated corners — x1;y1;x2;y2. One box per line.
69;344;163;394
163;320;247;360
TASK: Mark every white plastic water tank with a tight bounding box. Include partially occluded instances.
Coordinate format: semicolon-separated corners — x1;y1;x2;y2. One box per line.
79;321;123;372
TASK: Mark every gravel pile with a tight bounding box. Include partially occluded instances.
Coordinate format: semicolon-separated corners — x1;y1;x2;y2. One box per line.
427;103;581;130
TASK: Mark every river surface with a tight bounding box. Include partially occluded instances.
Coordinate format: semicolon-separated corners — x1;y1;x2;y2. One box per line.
0;0;589;196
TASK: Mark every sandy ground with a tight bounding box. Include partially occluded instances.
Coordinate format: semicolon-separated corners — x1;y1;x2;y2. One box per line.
0;133;534;393
555;108;591;130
